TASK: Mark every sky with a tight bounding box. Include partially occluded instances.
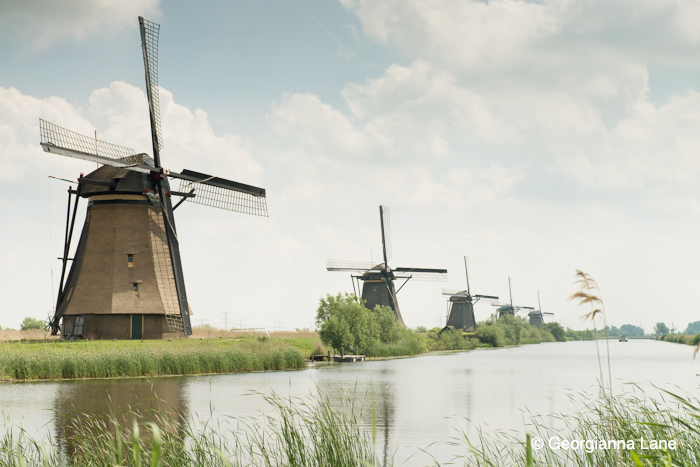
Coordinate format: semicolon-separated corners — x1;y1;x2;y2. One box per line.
2;0;700;333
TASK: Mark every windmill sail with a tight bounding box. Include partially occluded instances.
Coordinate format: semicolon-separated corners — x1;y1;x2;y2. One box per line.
326;259;376;272
379;205;392;263
139;16;163;159
40;119;154;170
393;267;448;281
174;170;267;216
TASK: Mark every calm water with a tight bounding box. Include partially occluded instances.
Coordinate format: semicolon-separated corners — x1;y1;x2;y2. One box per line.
1;340;699;464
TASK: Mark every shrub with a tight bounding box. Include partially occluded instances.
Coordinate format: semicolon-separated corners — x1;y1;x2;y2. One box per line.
414;325;427;333
20;317;44;331
437;329;471;350
543;322;566;342
540;329;556;342
474;325;506;347
691;334;700;346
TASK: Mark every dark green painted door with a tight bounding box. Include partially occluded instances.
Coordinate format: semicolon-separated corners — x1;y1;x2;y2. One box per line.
131;314;143;339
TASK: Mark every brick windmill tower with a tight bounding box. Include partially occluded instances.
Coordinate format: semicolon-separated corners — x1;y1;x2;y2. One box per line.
41;17;268;339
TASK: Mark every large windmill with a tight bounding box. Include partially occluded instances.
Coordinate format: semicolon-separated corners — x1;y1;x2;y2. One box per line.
326;206;448;326
41;17;268;340
491;277;534;318
441;257;498;331
528;291;554;329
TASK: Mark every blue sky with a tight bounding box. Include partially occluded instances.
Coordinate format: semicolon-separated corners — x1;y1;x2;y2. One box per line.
2;0;700;333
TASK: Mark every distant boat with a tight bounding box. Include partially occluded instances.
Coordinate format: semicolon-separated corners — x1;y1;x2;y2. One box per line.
619;335;628;342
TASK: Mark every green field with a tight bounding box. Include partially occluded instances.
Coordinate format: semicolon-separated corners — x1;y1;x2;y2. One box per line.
0;337;308;381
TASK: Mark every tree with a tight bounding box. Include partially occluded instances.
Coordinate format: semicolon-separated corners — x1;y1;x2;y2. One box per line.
543;322;566;342
20;317;44;331
685;321;700;335
316;293;379;354
474;324;505;347
620;324;645;337
654;322;669;336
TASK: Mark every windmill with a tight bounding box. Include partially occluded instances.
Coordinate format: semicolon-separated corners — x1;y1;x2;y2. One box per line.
326;206;448;326
491;277;534;318
441;257;498;331
527;290;553;329
40;17;268;340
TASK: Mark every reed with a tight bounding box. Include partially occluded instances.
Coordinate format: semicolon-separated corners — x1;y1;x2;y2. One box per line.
451;385;700;466
3;384;700;466
2;391;379;467
0;339;306;381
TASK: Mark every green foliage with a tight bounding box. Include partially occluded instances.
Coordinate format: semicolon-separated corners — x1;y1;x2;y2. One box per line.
539;329;556;342
20;317;44;331
474;324;506;347
0;339;306;381
435;329;472;351
692;333;700;346
495;314;528;345
315;294;423;357
315;293;380;354
565;328;596;340
620;323;645;337
543;322;566;342
685;321;700;335
654;322;670;335
413;325;428;333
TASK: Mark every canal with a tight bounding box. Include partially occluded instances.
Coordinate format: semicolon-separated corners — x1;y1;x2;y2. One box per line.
1;339;698;464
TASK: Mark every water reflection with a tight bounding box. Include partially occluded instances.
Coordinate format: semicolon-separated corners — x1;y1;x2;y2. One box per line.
52;377;189;455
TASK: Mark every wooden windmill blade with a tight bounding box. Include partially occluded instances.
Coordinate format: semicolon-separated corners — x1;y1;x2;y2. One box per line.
394;267;448;282
379;205;392;264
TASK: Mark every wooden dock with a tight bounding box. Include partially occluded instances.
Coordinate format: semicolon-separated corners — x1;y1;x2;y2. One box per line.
310;349;365;363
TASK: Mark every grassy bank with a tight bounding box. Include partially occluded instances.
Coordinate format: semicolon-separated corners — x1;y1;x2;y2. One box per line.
2;385;699;466
0;337;307;381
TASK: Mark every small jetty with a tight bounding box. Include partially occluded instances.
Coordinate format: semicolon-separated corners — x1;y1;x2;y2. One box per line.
311;348;365;363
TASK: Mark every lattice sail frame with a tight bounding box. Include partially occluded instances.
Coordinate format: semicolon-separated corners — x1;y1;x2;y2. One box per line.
177;179;268;216
139;17;163;153
40;119;152;165
326;259;377;272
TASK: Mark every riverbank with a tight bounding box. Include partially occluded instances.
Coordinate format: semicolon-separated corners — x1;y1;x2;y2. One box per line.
0;336;307;381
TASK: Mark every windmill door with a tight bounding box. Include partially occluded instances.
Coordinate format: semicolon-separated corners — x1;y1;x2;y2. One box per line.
131;314;143;339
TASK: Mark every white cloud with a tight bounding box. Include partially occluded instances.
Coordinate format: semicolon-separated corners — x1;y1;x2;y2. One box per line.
0;0;161;48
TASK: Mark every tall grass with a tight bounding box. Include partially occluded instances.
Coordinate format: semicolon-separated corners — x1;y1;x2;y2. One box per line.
3;384;700;466
0;340;306;381
451;385;700;466
1;392;379;467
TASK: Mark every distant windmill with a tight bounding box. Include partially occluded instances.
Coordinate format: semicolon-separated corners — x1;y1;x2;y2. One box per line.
327;206;448;326
491;277;534;318
40;17;268;340
527;290;554;329
441;257;498;331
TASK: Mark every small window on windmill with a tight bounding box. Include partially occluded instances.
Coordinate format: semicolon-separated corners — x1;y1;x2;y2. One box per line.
127;254;134;268
133;283;139;296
